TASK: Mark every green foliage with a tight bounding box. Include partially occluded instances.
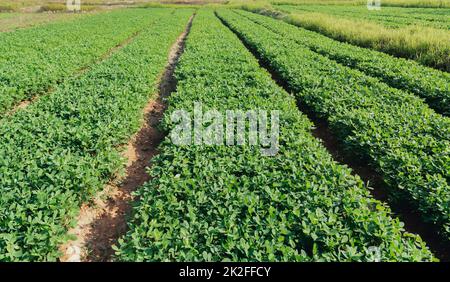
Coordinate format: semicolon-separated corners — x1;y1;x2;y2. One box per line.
236;10;450;116
115;10;434;262
0;9;166;116
276;4;450;30
217;9;450;240
0;8;193;261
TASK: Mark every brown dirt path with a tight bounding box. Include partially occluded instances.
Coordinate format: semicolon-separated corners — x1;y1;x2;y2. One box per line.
59;14;194;262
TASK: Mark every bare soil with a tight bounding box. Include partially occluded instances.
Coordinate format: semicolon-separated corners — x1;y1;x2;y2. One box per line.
59;15;194;262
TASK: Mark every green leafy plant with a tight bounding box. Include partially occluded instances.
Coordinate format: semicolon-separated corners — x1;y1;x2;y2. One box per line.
0;8;194;261
217;9;450;241
115;10;434;262
0;8;170;116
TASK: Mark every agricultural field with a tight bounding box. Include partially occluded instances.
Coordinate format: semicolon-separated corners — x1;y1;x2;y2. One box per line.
0;0;449;266
276;4;450;29
240;1;450;71
0;12;83;32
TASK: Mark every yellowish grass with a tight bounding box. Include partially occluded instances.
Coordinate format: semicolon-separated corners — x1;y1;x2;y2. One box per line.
0;12;83;32
284;11;449;70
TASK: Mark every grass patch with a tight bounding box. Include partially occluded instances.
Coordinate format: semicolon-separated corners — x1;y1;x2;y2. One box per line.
285;12;449;70
240;4;450;71
39;3;97;12
0;4;17;12
269;0;450;8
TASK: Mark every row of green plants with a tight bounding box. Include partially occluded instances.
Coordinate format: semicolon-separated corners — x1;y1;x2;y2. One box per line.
0;8;167;116
236;10;450;116
240;4;450;71
115;10;434;262
0;12;84;33
276;5;450;29
0;8;193;261
217;9;450;241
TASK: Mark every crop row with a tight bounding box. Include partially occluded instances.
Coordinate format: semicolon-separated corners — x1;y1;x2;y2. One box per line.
0;8;193;262
217;9;450;241
115;10;434;262
0;8;170;116
236;10;450;116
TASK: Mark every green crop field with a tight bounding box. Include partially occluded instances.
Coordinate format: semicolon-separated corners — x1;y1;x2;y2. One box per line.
0;0;449;265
